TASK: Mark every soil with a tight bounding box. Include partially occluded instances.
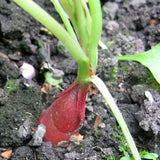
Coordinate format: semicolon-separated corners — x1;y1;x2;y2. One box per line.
0;0;160;159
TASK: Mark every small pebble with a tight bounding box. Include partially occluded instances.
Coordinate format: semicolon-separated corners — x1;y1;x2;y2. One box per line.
8;54;20;61
53;68;64;78
86;105;94;112
103;2;119;19
98;123;106;128
130;0;146;8
103;147;113;156
17;118;32;140
105;20;119;36
64;151;81;159
29;124;46;147
145;91;154;103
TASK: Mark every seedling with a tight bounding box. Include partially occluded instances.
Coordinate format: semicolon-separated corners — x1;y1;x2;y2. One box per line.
113;126;132;159
94;128;99;138
4;79;18;93
140;150;159;160
13;0;141;159
101;154;116;160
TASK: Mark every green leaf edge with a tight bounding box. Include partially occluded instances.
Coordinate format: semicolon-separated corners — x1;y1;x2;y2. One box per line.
115;43;160;84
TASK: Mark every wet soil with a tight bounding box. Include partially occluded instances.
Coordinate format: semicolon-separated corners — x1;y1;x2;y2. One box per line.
0;0;160;159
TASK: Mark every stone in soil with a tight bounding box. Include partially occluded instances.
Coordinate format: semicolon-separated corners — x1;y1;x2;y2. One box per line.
29;124;46;147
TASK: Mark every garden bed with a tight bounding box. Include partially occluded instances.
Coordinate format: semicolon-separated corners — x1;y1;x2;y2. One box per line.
0;0;160;159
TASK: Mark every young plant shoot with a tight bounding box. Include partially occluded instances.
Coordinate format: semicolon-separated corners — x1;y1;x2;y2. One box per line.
13;0;141;159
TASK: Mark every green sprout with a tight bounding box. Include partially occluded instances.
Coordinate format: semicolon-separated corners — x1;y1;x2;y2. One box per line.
140;150;159;160
4;79;18;93
101;154;116;160
13;0;141;159
113;126;132;159
112;126;159;160
94;127;99;138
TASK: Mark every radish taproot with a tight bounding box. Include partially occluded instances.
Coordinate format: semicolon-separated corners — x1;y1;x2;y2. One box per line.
38;80;89;146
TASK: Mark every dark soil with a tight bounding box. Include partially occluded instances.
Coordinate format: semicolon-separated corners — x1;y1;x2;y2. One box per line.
0;0;160;159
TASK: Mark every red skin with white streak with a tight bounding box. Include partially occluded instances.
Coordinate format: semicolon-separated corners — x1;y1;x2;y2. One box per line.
38;81;89;146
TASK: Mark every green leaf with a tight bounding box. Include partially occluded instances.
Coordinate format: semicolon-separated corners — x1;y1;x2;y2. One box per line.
116;43;160;84
44;72;63;90
120;156;132;160
140;150;159;160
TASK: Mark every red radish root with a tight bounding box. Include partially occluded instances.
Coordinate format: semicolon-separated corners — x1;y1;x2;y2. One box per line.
38;80;89;146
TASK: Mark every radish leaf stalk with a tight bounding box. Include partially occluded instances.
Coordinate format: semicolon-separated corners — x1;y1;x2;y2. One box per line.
90;76;141;160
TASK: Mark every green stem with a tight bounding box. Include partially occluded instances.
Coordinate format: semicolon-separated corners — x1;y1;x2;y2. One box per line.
74;0;88;52
81;0;92;36
59;0;78;36
88;0;102;72
51;0;77;42
90;76;141;160
13;0;89;80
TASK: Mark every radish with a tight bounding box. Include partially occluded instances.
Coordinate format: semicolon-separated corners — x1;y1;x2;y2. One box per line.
38;81;89;146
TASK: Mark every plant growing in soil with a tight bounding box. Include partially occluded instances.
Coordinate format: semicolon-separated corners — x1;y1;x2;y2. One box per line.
13;0;141;159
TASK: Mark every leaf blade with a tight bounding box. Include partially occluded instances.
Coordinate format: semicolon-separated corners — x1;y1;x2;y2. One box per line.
116;43;160;84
